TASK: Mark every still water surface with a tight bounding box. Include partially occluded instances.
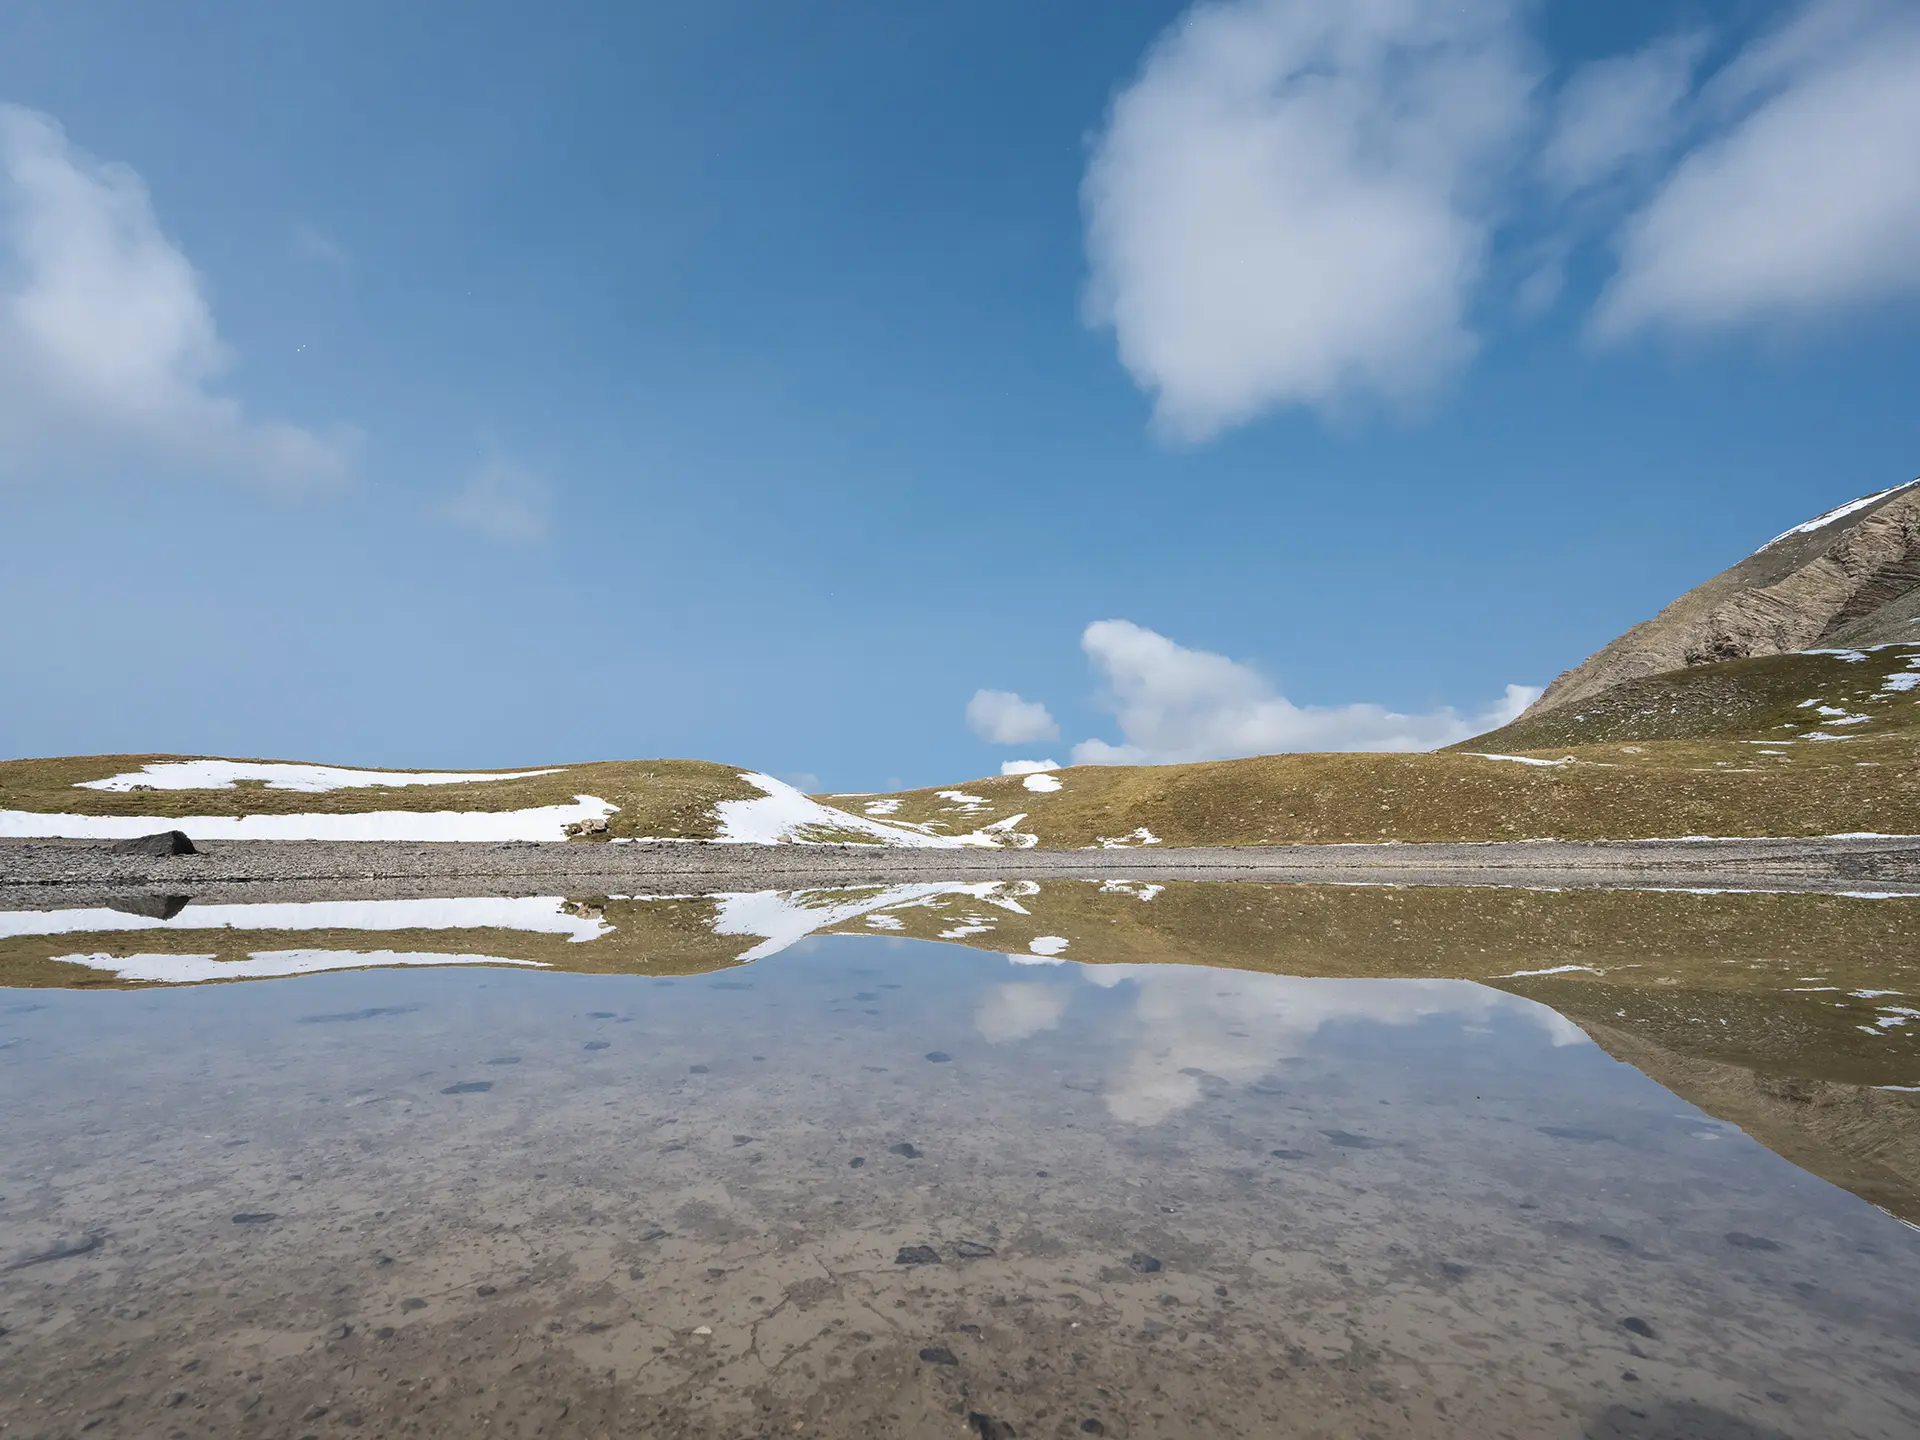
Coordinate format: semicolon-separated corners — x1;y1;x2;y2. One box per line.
2;910;1918;1438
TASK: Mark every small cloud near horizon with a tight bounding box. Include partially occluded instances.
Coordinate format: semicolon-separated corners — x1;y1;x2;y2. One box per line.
967;619;1538;767
440;453;550;543
966;689;1059;745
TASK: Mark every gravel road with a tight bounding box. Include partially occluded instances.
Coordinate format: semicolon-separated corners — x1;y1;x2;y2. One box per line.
4;834;1918;903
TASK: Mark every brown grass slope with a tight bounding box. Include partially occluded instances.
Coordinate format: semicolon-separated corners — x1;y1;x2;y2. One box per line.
854;730;1920;847
1460;643;1920;751
0;755;760;841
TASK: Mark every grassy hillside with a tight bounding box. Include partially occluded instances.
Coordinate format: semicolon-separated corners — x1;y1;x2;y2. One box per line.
849;736;1920;846
0;755;761;840
1462;643;1920;751
6;643;1918;848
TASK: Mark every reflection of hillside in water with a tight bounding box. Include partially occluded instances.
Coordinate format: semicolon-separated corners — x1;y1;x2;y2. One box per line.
3;878;1916;1222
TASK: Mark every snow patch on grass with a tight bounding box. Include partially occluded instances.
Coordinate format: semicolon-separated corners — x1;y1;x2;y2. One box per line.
1023;772;1063;793
711;774;965;847
1464;753;1575;767
78;760;563;793
0;797;617;842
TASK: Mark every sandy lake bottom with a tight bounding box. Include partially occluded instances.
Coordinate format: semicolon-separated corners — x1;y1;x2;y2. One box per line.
2;932;1918;1439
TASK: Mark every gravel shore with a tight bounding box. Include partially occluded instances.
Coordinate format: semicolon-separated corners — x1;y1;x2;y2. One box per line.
4;834;1918;903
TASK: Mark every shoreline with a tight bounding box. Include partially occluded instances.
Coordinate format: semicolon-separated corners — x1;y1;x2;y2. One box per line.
4;834;1919;902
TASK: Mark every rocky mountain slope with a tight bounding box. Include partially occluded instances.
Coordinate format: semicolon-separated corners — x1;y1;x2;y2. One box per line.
1524;478;1920;719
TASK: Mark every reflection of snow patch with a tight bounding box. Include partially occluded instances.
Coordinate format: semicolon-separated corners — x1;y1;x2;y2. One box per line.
1029;936;1069;957
0;896;610;943
77;760;564;793
1497;964;1601;977
1022;772;1063;793
1099;880;1165;901
693;881;1018;961
0;797;617;842
52;950;549;983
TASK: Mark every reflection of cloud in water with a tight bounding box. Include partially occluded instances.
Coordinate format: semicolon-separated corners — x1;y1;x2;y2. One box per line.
975;982;1072;1044
1079;965;1590;1126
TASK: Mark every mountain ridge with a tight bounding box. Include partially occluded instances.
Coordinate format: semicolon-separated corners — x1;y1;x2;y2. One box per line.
1523;478;1920;720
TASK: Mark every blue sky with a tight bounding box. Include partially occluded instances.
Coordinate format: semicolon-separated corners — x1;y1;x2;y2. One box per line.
1;0;1916;791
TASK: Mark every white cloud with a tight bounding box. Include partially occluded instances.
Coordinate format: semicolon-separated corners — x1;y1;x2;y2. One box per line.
1069;619;1537;765
1081;0;1535;438
1000;759;1061;776
440;453;549;543
1542;32;1704;194
974;981;1072;1045
1595;0;1920;336
966;689;1059;745
0;104;355;492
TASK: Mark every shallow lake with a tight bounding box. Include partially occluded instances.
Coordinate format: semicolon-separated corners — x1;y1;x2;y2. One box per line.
2;884;1917;1438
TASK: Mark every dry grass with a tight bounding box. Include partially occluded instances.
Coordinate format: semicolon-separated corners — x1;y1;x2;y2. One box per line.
857;732;1920;847
0;755;762;842
1467;645;1920;751
9;645;1920;850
